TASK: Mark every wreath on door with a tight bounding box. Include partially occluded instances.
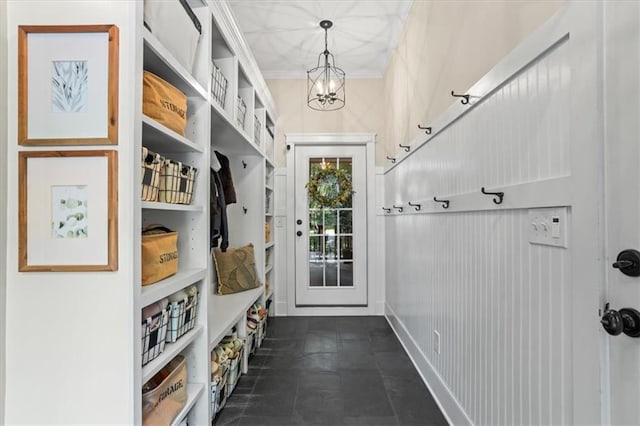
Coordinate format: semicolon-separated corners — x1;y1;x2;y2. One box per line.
306;165;352;208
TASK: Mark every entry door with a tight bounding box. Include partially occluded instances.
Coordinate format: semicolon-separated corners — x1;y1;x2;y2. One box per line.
294;145;367;306
604;2;640;423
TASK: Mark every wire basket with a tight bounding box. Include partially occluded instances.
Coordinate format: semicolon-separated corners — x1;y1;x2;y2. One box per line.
253;115;261;146
141;305;170;366
211;63;227;109
237;96;247;129
159;159;197;204
166;289;199;343
141;147;163;201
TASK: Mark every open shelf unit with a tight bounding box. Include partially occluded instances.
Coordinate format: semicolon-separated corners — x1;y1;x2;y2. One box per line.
135;1;278;424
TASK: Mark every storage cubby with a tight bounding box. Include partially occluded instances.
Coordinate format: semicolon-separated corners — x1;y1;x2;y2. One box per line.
210;14;235;119
236;66;254;138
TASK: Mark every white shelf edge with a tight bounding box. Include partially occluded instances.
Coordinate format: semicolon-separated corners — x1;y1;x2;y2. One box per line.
211;103;264;157
209;287;264;351
265;213;273;217
141;268;207;307
171;383;205;426
265;287;274;300
143;28;208;100
265;242;275;249
141;200;204;212
265;184;273;192
142;325;204;383
265;264;273;274
142;115;204;153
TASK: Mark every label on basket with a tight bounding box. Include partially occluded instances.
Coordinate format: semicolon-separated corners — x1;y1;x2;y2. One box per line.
179;178;188;193
142;169;154;186
155;378;185;407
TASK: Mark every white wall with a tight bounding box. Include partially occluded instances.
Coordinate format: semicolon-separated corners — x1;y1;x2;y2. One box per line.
5;2;138;423
0;0;7;421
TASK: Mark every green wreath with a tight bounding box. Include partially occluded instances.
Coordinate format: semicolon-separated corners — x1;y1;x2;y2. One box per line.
305;165;352;208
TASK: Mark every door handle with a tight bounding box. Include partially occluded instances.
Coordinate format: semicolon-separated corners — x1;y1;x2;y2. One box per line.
612;249;640;276
601;303;640;337
296;231;303;237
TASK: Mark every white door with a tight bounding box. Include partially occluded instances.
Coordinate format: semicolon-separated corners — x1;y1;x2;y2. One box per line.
294;145;367;306
603;2;640;423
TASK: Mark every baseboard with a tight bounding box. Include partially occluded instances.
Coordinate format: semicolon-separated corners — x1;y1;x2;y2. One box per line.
385;303;472;426
275;301;287;316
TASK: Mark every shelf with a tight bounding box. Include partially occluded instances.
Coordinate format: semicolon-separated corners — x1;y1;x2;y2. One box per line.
142;200;204;213
265;213;273;218
142;325;204;383
265;286;274;300
171;383;205;426
265;185;273;192
265;264;273;274
211;103;264;156
141;268;207;307
265;156;275;168
265;242;275;249
209;286;264;351
143;28;207;99
142;115;204;154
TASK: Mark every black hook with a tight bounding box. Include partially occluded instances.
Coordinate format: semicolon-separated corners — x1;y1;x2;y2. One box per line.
418;125;432;135
433;196;450;209
392;204;404;213
481;187;504;205
242;160;247;169
382;207;391;214
242;206;248;214
450;90;470;105
408;201;422;211
386;156;396;164
399;144;410;152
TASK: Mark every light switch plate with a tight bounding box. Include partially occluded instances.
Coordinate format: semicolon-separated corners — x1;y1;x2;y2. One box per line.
528;207;568;248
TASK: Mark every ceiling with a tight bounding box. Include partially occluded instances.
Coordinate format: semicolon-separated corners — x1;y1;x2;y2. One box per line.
227;0;413;79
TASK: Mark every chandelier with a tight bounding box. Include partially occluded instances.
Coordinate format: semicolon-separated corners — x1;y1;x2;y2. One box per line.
307;20;345;111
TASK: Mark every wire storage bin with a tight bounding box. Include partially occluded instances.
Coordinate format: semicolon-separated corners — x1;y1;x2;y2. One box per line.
211;62;227;109
142;299;170;366
166;286;199;343
253;115;261;146
141;147;163;201
159;159;197;204
236;96;247;130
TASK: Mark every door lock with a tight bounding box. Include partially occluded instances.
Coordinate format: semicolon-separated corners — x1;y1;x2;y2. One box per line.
601;303;640;337
612;249;640;276
296;230;303;237
297;219;303;225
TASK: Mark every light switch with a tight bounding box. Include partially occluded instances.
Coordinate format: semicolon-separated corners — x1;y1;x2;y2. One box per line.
551;216;561;238
275;216;285;228
528;207;568;248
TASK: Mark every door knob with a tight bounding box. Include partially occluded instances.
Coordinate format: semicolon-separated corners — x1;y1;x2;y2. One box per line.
612;249;640;276
296;231;303;237
601;303;640;337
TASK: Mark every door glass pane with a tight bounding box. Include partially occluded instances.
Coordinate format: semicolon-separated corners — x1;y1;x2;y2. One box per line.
339;210;352;234
324;209;337;234
309;236;323;260
324;235;337;260
310;262;323;287
309;210;322;235
326;261;338;286
339;262;353;287
339;236;353;260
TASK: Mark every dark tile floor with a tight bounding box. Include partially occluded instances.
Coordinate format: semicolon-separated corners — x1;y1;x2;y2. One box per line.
213;316;448;426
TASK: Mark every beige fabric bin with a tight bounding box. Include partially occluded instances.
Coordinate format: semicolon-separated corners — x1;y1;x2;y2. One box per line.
142;354;187;426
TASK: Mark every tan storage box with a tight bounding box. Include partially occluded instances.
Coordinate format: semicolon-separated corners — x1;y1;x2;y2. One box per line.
143;71;187;136
142;355;187;426
142;225;178;285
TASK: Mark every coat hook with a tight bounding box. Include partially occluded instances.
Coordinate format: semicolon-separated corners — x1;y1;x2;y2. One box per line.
450;90;470;105
481;187;504;205
242;160;247;169
392;204;404;212
386;156;396;164
418;124;432;135
243;206;248;214
408;201;422;211
382;207;391;213
399;144;410;152
433;196;450;209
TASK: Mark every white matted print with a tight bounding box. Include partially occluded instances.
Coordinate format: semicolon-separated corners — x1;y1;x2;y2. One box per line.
19;151;118;272
18;25;119;146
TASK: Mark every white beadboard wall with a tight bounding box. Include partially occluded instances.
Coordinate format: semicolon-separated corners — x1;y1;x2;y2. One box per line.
385;33;576;426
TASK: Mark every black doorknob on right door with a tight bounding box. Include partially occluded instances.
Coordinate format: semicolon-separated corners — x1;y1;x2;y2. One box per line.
612;249;640;276
296;230;303;237
601;304;640;338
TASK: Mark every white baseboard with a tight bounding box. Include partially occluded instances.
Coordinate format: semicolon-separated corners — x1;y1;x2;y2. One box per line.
385;303;472;426
274;301;287;316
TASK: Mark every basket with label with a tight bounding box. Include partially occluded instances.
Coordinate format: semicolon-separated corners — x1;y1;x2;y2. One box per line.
143;71;187;136
166;286;199;343
141;299;170;365
142;354;187;426
141;147;163;201
211;62;227;109
141;225;179;286
253;115;261;146
159;159;197;205
237;96;247;130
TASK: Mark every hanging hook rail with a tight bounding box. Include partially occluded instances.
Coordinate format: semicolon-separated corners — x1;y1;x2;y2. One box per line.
242;160;247;169
392;204;404;212
450;90;470;105
418;124;432;135
382;207;391;213
399;144;410;152
386;156;396;163
408;201;422;211
433;196;450;209
481;187;504;205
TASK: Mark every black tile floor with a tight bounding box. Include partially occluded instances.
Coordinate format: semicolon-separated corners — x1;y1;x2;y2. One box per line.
213;316;448;426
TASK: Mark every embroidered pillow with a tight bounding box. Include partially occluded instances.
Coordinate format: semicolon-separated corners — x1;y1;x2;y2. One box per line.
213;244;261;295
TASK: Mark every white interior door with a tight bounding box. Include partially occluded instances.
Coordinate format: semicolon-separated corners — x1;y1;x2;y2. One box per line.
604;2;640;423
294;145;367;306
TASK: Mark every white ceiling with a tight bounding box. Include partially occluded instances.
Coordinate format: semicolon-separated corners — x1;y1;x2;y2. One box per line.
227;0;413;79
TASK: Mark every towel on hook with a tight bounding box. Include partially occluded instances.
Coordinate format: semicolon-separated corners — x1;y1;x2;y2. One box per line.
214;150;236;205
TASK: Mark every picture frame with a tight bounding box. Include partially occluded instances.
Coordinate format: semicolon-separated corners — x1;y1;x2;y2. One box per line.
18;150;118;272
18;25;119;146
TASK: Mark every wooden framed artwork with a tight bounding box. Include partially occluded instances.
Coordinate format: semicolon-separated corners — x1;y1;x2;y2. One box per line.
18;25;119;146
18;150;118;272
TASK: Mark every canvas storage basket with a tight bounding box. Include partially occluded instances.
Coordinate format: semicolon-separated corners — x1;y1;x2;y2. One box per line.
141;147;163;201
142;225;179;285
166;286;199;343
143;71;188;136
159;159;197;204
141;299;170;365
143;0;202;73
142;354;187;426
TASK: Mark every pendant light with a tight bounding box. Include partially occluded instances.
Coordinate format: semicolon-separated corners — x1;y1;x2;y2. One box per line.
307;20;345;111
